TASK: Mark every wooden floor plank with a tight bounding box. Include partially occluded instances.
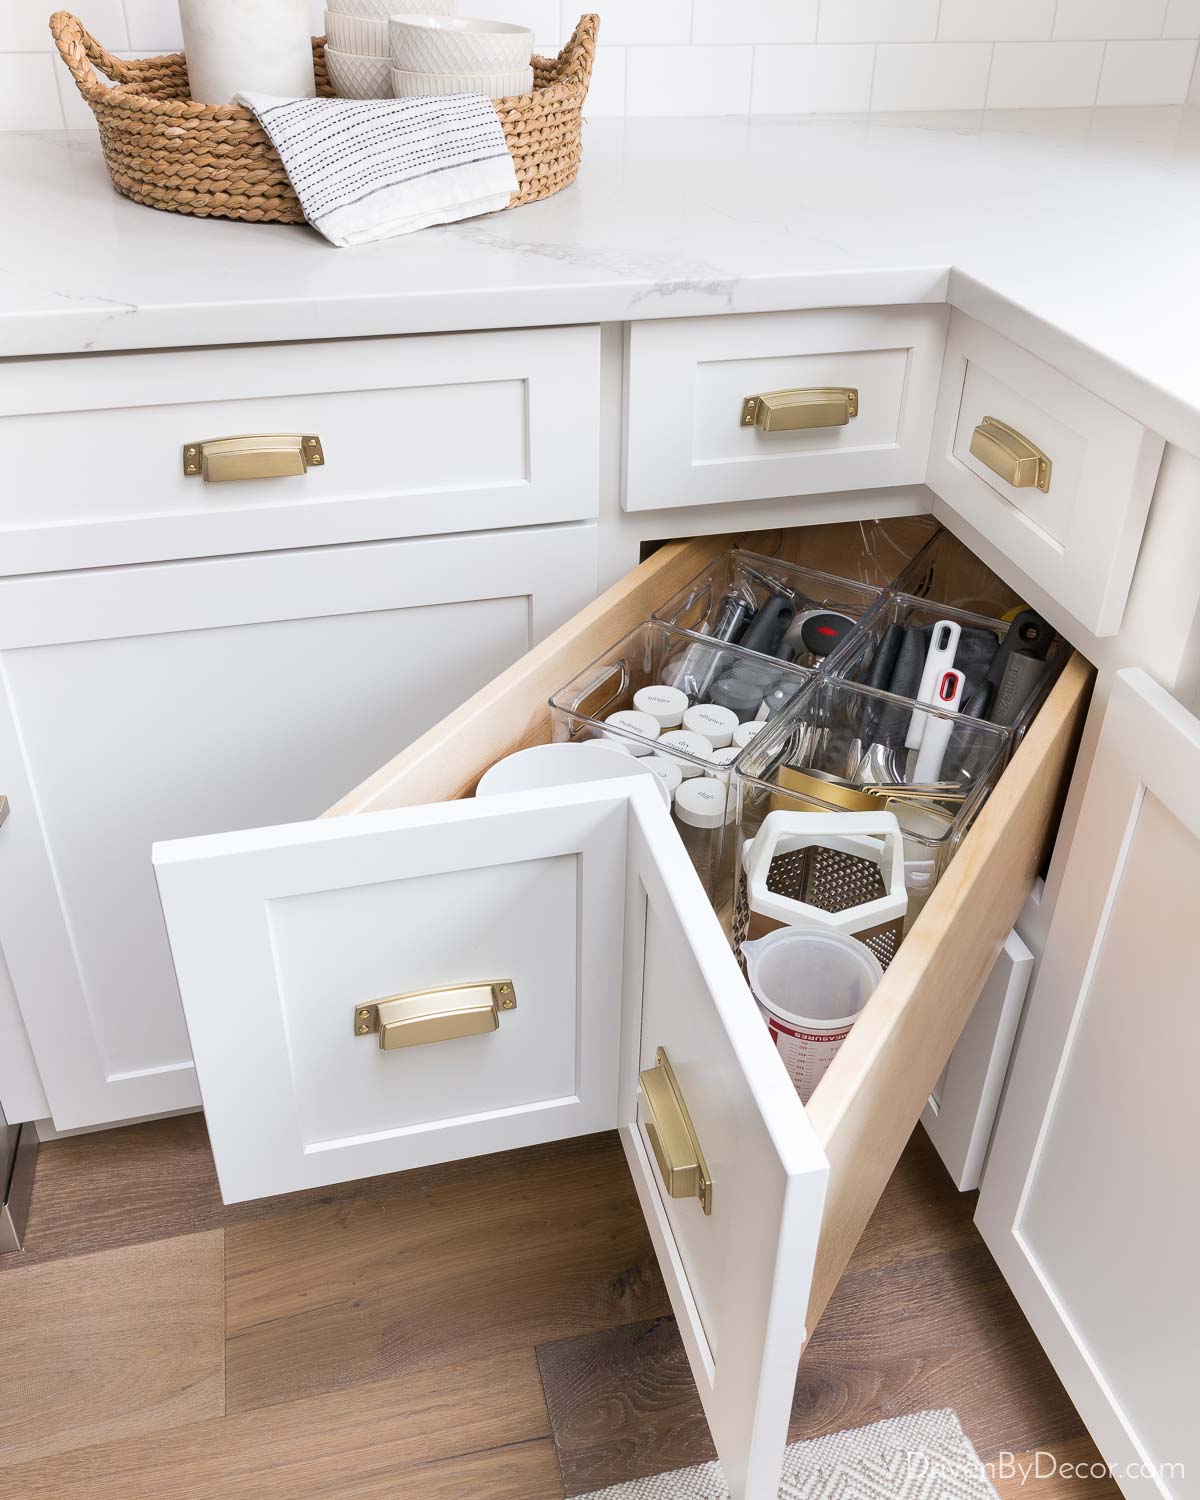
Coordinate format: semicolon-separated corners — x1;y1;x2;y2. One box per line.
537;1316;712;1496
789;1241;1087;1460
991;1437;1123;1500
537;1132;1097;1497
224;1130;670;1414
0;1350;557;1500
0;1231;225;1467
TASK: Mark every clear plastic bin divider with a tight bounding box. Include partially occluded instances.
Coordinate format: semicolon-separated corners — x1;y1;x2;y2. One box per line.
652;549;886;672
548;621;818;901
826;590;1068;752
731;674;1010;953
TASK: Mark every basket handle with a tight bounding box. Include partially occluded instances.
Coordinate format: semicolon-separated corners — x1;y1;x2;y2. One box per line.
49;11;137;97
558;13;599;80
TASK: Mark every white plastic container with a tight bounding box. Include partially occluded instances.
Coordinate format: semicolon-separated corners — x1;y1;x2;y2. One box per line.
682;702;739;749
633;684;689;729
732;720;766;750
742;928;882;1103
603;709;661;754
657;730;715;777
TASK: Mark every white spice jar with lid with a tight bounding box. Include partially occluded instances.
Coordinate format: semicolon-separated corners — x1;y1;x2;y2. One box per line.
673;776;735;896
633;684;689;729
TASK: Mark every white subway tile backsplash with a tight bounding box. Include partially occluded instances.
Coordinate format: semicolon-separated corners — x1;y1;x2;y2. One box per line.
1097;38;1199;104
818;0;939;45
0;53;64;129
987;40;1103;107
694;0;818;45
469;0;561;52
626;44;752;115
871;42;992;111
582;45;627;116
937;0;1054;43
1163;0;1200;39
589;0;691;48
122;0;183;53
7;0;1200;128
751;43;874;113
1053;0;1167;41
12;0;128;51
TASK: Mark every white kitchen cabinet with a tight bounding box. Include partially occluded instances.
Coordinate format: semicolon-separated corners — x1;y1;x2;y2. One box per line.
928;314;1163;639
153;531;1088;1500
0;523;596;1130
0;327;600;574
624;308;946;512
976;670;1199;1500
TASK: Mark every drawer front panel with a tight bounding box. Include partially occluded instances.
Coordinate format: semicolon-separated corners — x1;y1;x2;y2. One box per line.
0;326;600;573
624;308;947;512
928;313;1163;638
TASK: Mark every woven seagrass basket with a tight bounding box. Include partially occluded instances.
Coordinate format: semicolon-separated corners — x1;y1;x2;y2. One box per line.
49;9;598;225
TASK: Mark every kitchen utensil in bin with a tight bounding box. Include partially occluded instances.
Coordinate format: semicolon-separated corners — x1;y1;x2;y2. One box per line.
733;810;908;971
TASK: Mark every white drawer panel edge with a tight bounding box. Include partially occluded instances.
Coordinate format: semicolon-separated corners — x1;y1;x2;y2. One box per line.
0;326;601;574
927;313;1163;638
623;307;947;512
154;776;827;1500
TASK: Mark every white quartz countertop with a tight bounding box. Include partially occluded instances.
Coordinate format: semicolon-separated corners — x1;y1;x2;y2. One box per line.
3;108;1200;448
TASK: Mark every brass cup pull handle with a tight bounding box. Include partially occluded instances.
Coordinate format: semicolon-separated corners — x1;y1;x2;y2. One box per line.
740;387;859;432
969;416;1051;493
182;434;325;482
638;1047;713;1214
354;981;517;1051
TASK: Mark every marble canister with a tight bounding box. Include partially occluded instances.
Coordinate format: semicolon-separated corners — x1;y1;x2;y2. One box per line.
179;0;316;105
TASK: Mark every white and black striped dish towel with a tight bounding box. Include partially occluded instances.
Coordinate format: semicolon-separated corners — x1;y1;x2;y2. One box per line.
238;92;519;246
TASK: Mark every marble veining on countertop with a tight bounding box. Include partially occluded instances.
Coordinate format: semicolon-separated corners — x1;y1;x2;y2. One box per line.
2;107;1199;448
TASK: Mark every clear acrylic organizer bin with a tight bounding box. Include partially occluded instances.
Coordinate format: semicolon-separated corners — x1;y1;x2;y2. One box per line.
651;549;885;671
895;524;1029;617
730;674;1011;964
825;591;1069;751
548;621;817;901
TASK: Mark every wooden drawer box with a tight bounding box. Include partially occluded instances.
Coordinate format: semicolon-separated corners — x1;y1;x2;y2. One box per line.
153;525;1089;1500
0;326;599;574
927;313;1163;638
623;308;947;512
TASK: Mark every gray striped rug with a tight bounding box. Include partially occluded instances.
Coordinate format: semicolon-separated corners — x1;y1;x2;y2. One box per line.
576;1409;997;1500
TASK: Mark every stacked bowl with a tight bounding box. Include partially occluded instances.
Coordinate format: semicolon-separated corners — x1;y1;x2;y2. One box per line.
323;0;456;98
389;15;534;98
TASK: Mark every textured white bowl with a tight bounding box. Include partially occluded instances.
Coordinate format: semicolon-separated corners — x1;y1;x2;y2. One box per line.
325;46;394;96
324;11;389;56
390;64;533;97
331;0;452;17
388;15;533;75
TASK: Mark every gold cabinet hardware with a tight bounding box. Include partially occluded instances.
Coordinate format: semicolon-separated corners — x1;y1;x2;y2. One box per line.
969;416;1051;493
182;434;325;482
638;1047;712;1215
0;795;8;828
740;387;858;432
353;980;516;1051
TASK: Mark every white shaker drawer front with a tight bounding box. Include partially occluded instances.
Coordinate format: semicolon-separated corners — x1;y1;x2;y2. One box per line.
623;308;947;512
927;314;1163;638
0;325;600;574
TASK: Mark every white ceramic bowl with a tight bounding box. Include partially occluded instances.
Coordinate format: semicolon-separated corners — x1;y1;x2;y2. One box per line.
325;46;394;97
325;11;390;56
331;0;451;17
388;15;534;76
475;743;671;808
390;63;533;97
